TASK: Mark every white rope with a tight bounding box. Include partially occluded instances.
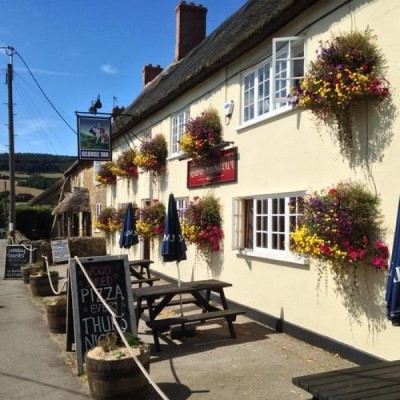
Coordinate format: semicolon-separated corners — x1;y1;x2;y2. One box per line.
74;256;169;400
42;255;68;296
20;244;36;263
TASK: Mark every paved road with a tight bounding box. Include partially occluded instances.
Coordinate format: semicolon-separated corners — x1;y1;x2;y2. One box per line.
0;239;356;399
0;240;89;400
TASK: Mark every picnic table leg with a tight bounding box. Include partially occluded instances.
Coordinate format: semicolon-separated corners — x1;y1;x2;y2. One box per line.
218;289;237;339
135;297;143;328
146;298;162;352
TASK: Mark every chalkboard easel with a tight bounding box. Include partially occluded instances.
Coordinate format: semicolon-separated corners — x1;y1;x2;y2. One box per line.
68;255;136;375
4;244;33;279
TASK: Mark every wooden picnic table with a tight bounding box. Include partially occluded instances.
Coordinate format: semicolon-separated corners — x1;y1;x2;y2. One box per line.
133;279;245;351
128;259;159;287
292;359;400;399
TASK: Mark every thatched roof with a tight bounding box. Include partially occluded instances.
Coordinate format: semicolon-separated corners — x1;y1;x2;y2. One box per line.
113;0;319;138
52;188;90;215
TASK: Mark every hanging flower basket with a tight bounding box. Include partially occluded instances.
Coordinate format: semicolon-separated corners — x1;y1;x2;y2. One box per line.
291;29;390;158
290;181;389;278
181;195;224;263
179;108;223;163
95;206;125;234
136;200;166;239
96;161;117;185
134;134;168;176
111;150;139;179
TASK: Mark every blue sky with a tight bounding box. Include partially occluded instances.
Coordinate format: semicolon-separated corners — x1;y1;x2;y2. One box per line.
0;0;247;156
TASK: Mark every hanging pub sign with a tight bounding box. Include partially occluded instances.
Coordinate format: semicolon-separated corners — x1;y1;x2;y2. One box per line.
77;115;112;161
187;147;238;188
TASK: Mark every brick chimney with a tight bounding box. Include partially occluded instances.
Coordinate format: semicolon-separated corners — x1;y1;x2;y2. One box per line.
175;1;207;62
142;64;163;87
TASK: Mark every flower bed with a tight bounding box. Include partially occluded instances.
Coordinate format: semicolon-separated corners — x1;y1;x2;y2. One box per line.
291;30;389;158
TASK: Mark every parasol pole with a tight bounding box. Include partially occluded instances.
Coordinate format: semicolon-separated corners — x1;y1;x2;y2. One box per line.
176;261;184;317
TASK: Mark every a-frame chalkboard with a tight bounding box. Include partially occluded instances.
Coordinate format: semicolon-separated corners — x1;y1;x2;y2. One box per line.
4;244;32;279
68;255;136;375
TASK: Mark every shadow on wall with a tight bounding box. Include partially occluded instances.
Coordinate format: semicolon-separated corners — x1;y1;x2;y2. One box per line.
351;95;397;168
318;263;388;339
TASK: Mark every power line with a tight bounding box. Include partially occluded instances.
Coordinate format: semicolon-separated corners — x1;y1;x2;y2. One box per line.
14;51;77;135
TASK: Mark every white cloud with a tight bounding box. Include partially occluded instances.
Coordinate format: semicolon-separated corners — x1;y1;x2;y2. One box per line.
14;66;82;77
100;64;118;74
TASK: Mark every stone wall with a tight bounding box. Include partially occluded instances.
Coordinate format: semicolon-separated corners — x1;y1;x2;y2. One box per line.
16;234;107;264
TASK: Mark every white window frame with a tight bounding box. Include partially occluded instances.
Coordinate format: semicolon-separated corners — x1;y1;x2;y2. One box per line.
233;192;306;264
93;161;101;185
94;202;102;232
240;36;305;128
171;109;190;157
175;197;188;220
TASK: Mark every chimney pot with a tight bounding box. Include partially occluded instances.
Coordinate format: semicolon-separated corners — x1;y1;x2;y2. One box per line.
142;64;163;87
175;1;207;61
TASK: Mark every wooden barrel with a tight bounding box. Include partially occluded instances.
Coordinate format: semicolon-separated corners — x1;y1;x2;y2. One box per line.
21;264;41;284
85;348;150;400
45;301;67;333
29;271;59;297
21;267;32;284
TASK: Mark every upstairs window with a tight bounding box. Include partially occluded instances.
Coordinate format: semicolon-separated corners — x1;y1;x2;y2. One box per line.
242;36;305;124
171;110;190;156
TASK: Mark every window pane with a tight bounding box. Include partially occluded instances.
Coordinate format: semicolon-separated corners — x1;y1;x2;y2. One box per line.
272;198;277;214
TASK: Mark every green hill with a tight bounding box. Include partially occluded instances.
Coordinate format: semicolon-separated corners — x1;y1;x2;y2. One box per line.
0;153;76;174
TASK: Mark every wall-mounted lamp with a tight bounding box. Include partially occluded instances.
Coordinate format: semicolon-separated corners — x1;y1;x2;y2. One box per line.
88;95;102;114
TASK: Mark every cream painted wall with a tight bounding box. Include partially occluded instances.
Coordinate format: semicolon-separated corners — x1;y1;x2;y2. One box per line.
107;0;400;360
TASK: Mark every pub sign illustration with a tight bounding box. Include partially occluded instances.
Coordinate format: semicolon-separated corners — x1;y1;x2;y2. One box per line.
77;115;112;161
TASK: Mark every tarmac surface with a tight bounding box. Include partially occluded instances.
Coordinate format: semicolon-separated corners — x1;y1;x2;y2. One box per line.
0;239;356;400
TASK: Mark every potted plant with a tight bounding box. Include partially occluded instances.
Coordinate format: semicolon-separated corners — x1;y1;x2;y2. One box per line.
180;108;223;163
21;262;42;284
181;194;224;264
45;295;67;333
290;181;389;286
95;206;126;234
85;332;150;400
134;134;168;176
291;29;390;158
136;200;166;241
29;269;59;297
96;161;117;185
112;149;139;179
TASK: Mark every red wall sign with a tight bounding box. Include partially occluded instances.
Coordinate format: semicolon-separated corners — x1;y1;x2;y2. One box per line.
187;147;238;188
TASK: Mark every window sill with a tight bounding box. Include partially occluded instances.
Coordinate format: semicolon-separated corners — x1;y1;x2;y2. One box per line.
167;153;182;161
236;105;294;132
234;249;308;265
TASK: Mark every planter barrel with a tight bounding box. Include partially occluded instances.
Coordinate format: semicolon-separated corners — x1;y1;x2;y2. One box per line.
21;264;42;284
85;349;150;400
45;301;67;333
29;271;59;297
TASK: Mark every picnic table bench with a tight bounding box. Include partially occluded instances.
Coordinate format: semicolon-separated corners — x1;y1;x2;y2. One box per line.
292;359;400;399
134;279;246;351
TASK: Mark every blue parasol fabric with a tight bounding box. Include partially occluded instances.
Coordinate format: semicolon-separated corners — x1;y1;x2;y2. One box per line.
386;199;400;326
119;203;139;249
162;193;187;262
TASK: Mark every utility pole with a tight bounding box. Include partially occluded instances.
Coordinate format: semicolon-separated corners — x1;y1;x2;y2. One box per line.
5;46;15;243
